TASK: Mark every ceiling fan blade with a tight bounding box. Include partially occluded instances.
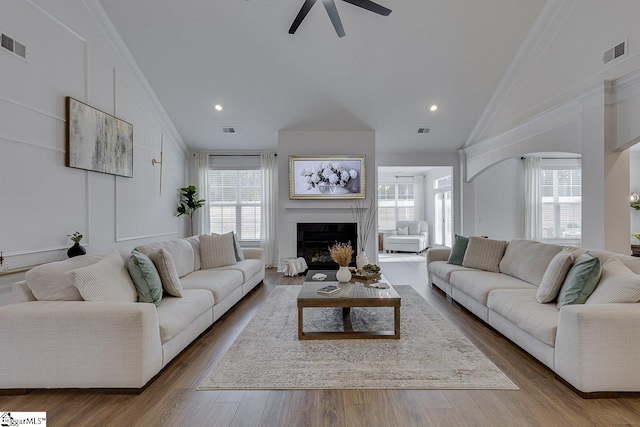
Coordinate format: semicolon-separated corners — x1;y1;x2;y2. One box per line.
289;0;319;34
342;0;391;16
322;0;346;37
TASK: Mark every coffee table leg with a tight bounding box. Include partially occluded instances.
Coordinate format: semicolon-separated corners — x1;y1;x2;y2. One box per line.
342;307;353;332
298;307;303;340
394;306;400;339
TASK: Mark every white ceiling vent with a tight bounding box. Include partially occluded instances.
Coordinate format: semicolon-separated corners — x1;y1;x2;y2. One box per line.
222;127;236;133
417;127;430;134
603;40;627;64
1;33;27;59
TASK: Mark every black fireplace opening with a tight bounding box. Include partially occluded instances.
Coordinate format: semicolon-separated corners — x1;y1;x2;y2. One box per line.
297;223;358;270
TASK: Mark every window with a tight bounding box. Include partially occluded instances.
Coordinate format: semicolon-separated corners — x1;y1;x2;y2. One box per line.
209;157;262;241
540;167;581;243
377;183;414;230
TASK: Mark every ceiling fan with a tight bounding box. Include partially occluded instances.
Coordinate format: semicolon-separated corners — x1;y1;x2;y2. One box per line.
289;0;392;38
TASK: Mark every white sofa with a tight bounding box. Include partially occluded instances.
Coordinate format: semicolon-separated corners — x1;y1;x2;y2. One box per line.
0;235;265;392
383;220;429;254
427;239;640;396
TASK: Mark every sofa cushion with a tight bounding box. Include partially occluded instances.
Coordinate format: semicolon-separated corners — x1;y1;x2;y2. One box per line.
149;249;183;297
557;253;602;309
462;237;507;273
136;239;195;278
126;249;163;306
451;270;537;306
499;239;564;286
214;259;264;282
586;257;640;304
200;233;238;269
397;226;408;235
156;289;213;344
447;234;469;266
25;254;103;301
488;289;559;347
186;236;201;271
67;252;138;303
536;251;574;303
180;269;244;304
429;261;475;282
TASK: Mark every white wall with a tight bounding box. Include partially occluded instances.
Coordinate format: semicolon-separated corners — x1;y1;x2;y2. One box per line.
472;158;524;241
277;131;377;264
0;0;187;301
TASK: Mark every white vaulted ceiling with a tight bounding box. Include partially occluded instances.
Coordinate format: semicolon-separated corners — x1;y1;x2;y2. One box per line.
98;0;545;153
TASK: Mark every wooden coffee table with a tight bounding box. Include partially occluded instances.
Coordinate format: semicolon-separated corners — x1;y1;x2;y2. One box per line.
297;270;401;340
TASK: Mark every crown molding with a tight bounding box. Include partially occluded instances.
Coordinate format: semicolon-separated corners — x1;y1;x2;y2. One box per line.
465;0;577;147
82;0;188;157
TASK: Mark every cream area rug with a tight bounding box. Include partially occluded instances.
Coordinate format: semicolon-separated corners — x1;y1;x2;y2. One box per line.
198;285;517;390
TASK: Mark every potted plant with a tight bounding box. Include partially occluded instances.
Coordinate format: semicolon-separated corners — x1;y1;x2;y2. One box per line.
67;231;86;258
177;185;206;236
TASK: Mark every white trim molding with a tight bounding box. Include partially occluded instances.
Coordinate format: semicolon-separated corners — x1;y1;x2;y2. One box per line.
462;100;583;181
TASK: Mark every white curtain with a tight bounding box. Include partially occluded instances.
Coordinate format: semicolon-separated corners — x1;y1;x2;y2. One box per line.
413;175;425;221
193;153;210;236
260;153;278;267
524;157;541;240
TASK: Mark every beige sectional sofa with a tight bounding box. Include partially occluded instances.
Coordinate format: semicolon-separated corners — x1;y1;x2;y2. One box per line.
0;235;265;392
427;239;640;395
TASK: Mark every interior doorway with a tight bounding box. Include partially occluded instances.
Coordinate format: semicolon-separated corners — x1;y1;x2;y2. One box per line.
377;166;453;251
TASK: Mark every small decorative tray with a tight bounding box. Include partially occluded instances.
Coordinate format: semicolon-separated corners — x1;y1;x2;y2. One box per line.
351;272;381;283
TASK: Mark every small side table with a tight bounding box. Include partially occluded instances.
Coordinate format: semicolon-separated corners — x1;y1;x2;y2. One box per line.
631;245;640;257
378;232;384;252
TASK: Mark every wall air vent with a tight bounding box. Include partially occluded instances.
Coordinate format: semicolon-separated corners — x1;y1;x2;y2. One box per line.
222;127;236;133
603;40;627;64
417;127;430;134
1;33;27;59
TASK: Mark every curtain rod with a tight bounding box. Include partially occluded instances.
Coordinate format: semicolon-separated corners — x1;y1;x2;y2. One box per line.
521;156;581;160
193;153;277;157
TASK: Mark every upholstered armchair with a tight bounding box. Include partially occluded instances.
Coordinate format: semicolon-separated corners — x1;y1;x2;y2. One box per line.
383;220;429;254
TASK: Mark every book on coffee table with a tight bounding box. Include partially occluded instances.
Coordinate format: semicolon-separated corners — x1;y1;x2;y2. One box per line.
317;285;340;295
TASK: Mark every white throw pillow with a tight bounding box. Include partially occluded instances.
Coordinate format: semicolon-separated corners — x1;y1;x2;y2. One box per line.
66;251;137;303
536;251;574;303
149;248;184;297
462;237;508;273
397;226;409;236
586;257;640;304
200;233;238;269
25;255;103;301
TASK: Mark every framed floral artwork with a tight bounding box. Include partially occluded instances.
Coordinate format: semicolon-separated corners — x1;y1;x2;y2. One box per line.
289;155;365;199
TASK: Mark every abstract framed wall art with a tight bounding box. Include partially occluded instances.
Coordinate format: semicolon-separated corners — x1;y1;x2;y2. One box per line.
289;155;365;199
65;97;133;178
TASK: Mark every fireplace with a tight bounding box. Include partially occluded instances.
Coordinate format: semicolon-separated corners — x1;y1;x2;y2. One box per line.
297;223;357;270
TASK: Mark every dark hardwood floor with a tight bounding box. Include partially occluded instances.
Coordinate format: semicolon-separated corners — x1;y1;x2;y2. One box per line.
2;263;640;426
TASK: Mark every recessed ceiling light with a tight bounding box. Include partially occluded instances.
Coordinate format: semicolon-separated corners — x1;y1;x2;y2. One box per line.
214;104;223;111
430;105;438;112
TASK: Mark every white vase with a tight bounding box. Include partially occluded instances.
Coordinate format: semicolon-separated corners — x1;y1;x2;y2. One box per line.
336;266;352;283
356;251;369;270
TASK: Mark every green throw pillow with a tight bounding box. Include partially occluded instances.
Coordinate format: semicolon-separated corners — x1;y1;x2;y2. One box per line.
557;253;602;309
232;231;245;261
127;249;163;306
447;235;469;266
